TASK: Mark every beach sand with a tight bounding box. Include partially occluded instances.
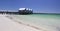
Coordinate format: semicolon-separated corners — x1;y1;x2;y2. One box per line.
5;14;58;31
0;14;41;31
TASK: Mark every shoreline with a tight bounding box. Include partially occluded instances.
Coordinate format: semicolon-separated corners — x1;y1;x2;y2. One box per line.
6;15;45;31
5;15;58;31
6;16;47;31
0;14;41;31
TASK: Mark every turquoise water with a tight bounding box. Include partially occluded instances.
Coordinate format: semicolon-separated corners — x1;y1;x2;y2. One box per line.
12;14;60;31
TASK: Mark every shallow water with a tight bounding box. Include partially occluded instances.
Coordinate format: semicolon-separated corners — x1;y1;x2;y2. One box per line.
12;14;60;31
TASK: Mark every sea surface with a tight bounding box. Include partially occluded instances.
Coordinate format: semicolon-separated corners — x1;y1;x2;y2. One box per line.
11;14;60;31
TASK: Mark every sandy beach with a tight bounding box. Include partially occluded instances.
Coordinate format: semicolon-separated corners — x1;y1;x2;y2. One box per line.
0;14;59;31
5;14;58;31
0;14;41;31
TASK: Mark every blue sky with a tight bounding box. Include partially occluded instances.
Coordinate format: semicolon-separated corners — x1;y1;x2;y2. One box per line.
0;0;60;13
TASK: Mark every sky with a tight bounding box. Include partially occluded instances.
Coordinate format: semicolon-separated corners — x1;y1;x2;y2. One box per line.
0;0;60;13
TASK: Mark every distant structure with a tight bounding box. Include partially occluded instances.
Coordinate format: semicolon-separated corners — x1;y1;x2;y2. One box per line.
18;8;33;14
0;8;33;15
0;10;18;14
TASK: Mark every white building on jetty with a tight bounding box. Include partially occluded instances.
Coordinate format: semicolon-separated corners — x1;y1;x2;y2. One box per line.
18;8;33;14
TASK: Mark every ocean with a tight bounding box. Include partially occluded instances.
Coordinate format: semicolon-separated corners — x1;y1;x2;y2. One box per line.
11;14;60;31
